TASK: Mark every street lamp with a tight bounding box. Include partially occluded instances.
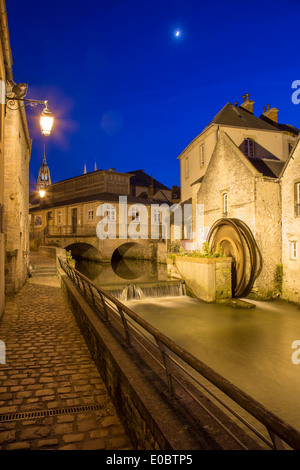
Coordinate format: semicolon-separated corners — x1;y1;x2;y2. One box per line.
29;184;46;199
6;83;55;137
39;103;54;136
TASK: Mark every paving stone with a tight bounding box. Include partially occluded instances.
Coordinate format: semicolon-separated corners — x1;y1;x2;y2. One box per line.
36;438;59;448
53;423;73;435
0;263;132;451
6;441;31;450
58;444;78;450
62;433;85;443
0;430;16;443
56;415;75;424
18;426;51;440
81;438;106;450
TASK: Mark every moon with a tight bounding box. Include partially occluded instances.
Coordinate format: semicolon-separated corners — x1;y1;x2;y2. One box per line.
175;30;181;37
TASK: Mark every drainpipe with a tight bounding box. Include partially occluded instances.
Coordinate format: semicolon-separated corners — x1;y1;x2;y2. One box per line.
0;0;13;81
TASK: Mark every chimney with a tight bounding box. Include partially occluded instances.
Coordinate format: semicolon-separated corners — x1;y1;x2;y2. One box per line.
239;93;254;114
262;103;279;123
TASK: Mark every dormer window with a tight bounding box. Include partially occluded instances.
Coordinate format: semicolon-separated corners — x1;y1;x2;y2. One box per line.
244;138;254;157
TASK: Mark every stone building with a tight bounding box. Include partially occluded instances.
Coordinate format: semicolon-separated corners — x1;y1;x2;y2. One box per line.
178;94;300;299
29;166;170;263
0;0;31;318
281;140;300;303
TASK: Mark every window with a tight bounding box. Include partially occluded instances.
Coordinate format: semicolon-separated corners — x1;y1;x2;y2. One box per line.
244;138;254;157
131;206;140;223
153;208;160;223
295;183;300;216
87;207;94;221
223;193;228;216
200;144;205;167
107;206;116;221
291;241;298;260
57;210;62;225
185;157;189;178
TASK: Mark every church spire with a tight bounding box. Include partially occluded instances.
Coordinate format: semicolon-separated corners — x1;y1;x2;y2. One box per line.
37;146;51;191
84;162;87;174
94;160;97;171
42;144;46;163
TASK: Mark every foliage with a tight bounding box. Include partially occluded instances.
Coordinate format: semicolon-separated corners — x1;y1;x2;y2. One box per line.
168;240;182;253
168;242;226;259
274;263;283;294
66;250;74;263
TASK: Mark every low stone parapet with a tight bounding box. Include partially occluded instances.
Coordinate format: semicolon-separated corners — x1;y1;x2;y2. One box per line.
174;256;232;302
38;245;67;268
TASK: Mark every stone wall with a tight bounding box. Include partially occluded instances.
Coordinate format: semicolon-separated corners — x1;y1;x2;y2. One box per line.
197;131;282;298
174;256;232;302
281;144;300;303
4;101;31;294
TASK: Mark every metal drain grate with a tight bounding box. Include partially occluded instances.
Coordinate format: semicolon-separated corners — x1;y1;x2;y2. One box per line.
0;404;105;422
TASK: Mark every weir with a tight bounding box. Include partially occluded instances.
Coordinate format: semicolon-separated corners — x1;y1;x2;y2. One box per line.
102;280;186;301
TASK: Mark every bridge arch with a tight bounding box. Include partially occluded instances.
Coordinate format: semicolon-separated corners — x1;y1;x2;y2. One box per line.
65;242;102;262
111;242;150;280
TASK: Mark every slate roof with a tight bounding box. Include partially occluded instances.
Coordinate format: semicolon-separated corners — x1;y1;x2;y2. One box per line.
247;157;285;178
203;102;300;136
127;170;171;191
29;192;172;212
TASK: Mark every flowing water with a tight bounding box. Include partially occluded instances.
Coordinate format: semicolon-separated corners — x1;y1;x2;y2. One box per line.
75;259;300;433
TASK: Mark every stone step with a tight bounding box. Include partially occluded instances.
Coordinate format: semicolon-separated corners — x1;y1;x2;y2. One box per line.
32;273;57;277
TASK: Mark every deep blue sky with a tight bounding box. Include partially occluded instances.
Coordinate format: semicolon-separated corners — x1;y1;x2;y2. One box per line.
7;0;300;189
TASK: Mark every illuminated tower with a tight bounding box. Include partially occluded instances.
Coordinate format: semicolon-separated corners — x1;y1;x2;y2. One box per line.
37;146;51;191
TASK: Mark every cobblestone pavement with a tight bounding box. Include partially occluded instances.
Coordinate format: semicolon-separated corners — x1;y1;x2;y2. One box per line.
0;255;133;450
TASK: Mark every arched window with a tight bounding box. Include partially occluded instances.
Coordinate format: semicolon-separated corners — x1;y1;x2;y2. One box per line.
244;138;254;157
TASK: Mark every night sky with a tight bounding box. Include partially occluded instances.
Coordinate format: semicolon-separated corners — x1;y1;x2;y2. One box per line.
6;0;300;190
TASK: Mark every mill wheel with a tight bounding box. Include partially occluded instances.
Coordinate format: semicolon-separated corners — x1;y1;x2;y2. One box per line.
207;218;260;298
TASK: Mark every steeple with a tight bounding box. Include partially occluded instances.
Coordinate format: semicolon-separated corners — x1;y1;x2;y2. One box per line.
37;146;51;190
94;160;97;171
84;162;87;174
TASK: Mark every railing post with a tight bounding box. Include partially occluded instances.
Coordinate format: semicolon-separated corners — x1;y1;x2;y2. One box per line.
267;428;285;450
117;307;132;347
156;339;174;396
88;283;95;306
99;292;110;321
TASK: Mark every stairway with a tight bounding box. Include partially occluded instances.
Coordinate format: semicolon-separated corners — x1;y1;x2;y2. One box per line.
31;265;57;277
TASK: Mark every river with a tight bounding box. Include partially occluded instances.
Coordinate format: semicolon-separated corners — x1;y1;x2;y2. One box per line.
75;259;300;433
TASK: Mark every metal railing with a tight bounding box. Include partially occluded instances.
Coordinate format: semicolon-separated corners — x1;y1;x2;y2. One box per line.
59;257;300;450
47;225;96;236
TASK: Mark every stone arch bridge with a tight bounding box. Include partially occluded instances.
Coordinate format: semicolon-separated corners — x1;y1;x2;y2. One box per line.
40;229;167;263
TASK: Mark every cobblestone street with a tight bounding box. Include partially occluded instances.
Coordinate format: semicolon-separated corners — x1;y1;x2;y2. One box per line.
0;255;132;450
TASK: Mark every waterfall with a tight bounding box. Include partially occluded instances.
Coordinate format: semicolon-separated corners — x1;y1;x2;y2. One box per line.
104;281;186;301
121;284;144;301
